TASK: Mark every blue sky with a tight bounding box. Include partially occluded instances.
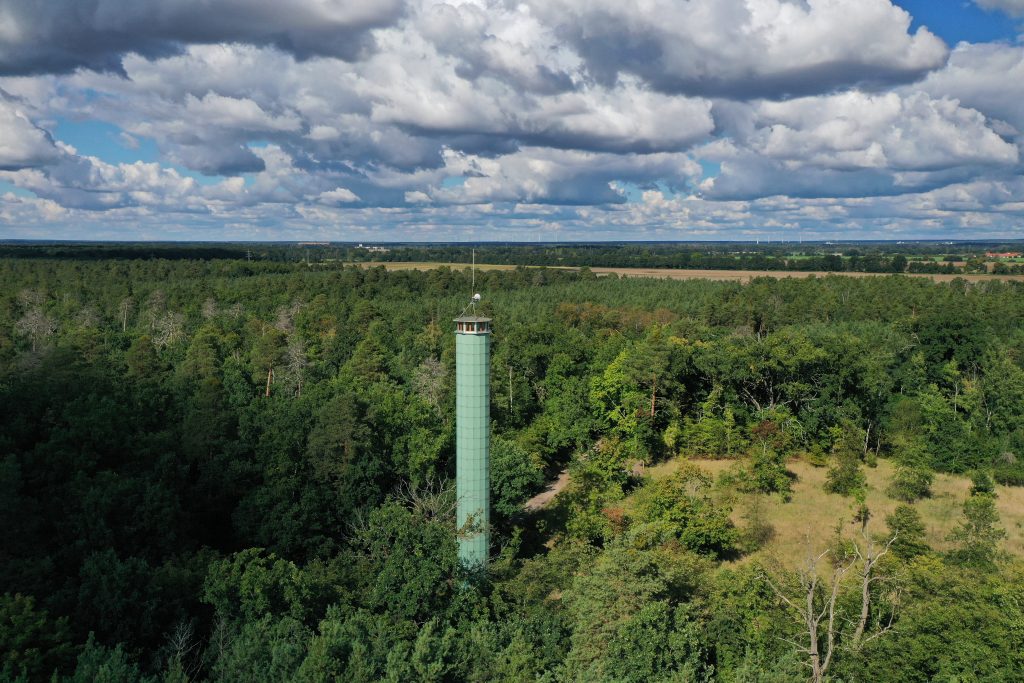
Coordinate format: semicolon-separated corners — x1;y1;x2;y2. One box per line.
56;118;159;164
895;0;1021;43
1;0;1023;241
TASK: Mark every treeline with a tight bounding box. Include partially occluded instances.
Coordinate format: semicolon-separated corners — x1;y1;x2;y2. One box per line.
345;244;910;271
340;244;1022;274
8;241;1024;274
0;244;256;261
1;259;1023;681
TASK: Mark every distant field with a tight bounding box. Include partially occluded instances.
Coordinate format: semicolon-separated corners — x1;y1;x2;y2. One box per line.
643;457;1024;568
347;261;1024;283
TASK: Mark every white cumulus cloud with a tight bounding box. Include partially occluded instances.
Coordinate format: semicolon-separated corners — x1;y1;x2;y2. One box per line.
319;187;360;203
975;0;1024;16
0;96;62;169
1;0;1021;239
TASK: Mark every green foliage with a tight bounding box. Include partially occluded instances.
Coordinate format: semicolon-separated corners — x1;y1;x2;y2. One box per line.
562;541;709;681
970;470;996;496
490;437;545;519
825;456;866;497
947;493;1007;568
601;601;712;683
981;352;1024;435
840;557;1024;682
3;255;1024;681
202;549;316;625
343;500;459;624
0;594;73;681
206;616;310;683
561;439;632;543
630;465;740;558
993;452;1024;486
295;607;411;682
885;505;930;560
678;386;746;458
739;496;776;552
66;634;154;683
916;386;984;473
824;422;867;496
703;564;794;676
886;466;934;502
735;446;792;498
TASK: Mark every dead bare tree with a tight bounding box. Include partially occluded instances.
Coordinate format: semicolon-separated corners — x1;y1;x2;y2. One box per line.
166;621;200;681
282;336;308;397
144;290;167;330
153;311;185;348
209;617;231;666
850;527;900;651
274;300;303;334
14;307;57;352
75;306;99;329
17;289;44;308
764;525;901;682
271;302;306;398
394;475;457;522
764;545;856;683
412;356;447;417
201;297;218;320
118;297;133;332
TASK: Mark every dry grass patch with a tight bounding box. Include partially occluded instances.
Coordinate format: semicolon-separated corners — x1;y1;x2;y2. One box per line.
638;456;1024;569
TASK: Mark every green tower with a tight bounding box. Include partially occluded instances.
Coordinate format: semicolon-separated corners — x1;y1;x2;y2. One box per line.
454;314;491;567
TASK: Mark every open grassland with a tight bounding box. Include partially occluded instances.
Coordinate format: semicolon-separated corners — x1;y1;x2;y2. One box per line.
643;457;1024;568
348;261;1024;283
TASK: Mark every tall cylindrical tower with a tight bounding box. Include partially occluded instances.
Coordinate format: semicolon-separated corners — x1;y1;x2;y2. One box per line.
454;314;491;567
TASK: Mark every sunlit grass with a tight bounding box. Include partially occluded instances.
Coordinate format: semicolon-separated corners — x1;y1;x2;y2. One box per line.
639;455;1024;568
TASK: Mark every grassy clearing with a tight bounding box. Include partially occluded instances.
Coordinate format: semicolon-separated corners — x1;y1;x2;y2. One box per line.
640;456;1024;569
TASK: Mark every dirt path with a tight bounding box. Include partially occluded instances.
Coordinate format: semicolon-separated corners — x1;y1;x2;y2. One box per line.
524;469;571;511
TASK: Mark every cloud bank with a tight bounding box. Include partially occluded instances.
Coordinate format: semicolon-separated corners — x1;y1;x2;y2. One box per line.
0;0;1022;240
0;0;404;75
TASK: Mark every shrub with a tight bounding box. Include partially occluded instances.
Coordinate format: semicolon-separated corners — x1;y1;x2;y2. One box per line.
804;444;828;467
824;457;865;496
737;448;792;499
886;466;933;502
825;421;867;496
993;452;1024;487
630;465;740;558
885;504;930;559
969;470;995;496
993;465;1024;487
947;493;1006;568
739;496;775;552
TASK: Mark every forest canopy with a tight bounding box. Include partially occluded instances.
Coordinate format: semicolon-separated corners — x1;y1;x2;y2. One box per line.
2;254;1023;681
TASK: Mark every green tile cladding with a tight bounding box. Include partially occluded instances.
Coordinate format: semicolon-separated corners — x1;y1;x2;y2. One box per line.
455;318;490;567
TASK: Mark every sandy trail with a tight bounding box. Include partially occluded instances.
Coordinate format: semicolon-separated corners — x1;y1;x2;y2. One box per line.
524;469;571;511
